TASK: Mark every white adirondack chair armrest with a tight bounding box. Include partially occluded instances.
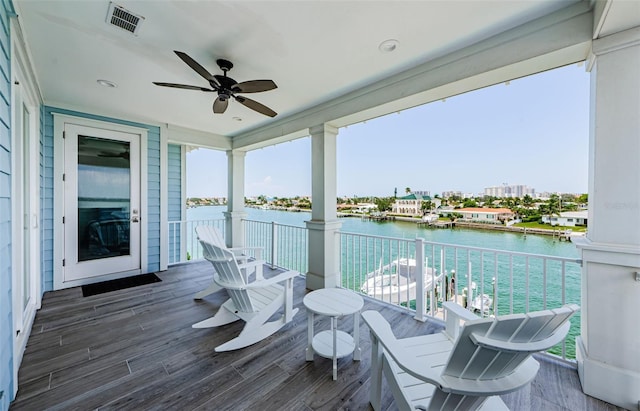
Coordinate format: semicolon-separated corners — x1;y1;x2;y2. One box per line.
443;301;479;321
470;321;572;353
237;259;266;271
361;310;443;387
228;246;264;259
244;270;299;288
443;301;479;340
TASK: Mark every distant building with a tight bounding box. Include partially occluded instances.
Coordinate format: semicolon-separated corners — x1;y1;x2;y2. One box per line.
412;190;431;197
456;207;515;223
392;193;432;216
542;210;588;227
442;190;463;198
484;184;535;198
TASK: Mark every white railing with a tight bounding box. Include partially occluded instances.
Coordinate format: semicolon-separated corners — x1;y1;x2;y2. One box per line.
168;218;226;264
339;231;582;361
167;219;581;360
243;219;308;274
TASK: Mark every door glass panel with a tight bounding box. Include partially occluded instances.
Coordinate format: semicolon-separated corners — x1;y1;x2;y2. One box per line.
77;135;131;261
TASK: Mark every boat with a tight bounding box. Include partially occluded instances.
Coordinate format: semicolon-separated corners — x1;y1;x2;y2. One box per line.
470;293;493;315
462;281;493;316
360;258;442;304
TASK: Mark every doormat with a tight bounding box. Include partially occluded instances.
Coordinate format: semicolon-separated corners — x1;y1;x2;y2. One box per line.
81;273;162;297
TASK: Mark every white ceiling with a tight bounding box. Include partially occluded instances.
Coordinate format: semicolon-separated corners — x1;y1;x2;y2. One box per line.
13;0;636;147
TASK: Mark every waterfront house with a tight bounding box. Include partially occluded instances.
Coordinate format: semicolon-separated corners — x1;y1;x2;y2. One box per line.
2;1;639;410
391;193;438;216
543;210;589;227
456;207;515;224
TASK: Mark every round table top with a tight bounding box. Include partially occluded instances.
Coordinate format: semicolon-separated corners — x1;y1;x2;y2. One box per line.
303;288;364;317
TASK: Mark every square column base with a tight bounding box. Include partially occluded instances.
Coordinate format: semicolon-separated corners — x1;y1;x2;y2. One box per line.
576;336;640;410
305;220;342;290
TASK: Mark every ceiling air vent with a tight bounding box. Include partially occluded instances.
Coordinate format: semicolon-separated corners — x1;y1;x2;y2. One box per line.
106;3;144;35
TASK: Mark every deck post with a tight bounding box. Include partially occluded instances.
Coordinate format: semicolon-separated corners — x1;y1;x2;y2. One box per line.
224;149;247;248
414;238;426;321
574;26;640;410
306;124;342;290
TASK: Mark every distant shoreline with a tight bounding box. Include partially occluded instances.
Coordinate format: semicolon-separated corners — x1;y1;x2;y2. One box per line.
190;205;583;240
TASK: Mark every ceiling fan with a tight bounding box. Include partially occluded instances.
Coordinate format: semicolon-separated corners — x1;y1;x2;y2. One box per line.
154;51;278;117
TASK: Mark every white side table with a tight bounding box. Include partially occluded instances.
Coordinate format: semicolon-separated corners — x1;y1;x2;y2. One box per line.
303;288;364;380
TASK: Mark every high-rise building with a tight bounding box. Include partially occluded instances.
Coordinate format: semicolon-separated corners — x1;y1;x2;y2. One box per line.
484;184;535;198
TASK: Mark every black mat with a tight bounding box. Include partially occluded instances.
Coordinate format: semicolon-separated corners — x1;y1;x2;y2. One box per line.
81;273;162;297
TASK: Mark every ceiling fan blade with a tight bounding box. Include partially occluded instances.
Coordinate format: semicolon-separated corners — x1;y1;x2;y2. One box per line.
235;96;277;117
153;82;214;92
232;80;277;93
174;51;218;84
213;96;229;114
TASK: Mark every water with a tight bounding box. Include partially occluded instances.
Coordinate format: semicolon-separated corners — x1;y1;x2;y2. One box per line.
187;205;579;258
187;205;581;358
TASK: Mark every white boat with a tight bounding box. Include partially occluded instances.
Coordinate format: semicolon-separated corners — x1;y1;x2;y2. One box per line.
360;258;442;304
462;281;493;315
470;293;493;315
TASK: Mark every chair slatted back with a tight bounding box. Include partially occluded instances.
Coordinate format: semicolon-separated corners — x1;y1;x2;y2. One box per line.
196;226;256;312
443;304;578;381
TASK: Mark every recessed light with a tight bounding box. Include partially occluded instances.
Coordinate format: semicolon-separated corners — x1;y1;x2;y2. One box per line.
232;116;242;122
379;39;399;53
97;79;117;88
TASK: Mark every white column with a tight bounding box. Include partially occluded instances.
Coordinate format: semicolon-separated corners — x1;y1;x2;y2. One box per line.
306;124;342;290
224;150;247;248
573;27;640;411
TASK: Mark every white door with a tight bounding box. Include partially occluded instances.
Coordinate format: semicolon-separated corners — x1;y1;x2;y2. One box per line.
63;124;141;281
11;49;40;388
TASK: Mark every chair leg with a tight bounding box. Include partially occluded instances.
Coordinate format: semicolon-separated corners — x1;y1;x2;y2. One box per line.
215;308;300;352
192;301;240;328
369;332;383;411
193;282;223;300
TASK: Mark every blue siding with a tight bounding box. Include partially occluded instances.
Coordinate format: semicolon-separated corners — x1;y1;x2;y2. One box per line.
42;110;53;291
167;144;182;263
42;107;161;290
0;0;12;408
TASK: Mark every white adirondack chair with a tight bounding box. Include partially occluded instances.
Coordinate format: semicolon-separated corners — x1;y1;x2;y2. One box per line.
193;225;264;300
362;302;579;411
193;229;299;352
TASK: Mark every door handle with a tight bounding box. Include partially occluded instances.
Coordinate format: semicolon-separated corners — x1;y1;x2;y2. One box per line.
131;216;140;223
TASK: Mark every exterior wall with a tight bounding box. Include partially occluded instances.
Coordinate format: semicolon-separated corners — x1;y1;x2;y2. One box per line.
42;107;161;290
167;144;182;263
0;0;11;408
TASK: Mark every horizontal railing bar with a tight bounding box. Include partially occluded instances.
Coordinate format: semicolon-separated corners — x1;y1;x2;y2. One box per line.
339;230;581;264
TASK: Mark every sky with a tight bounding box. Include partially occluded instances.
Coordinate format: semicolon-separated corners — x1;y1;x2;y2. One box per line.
186;63;590;198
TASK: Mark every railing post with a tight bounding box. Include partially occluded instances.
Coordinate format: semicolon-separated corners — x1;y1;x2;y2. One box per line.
414;237;426;322
467;261;473;310
271;221;278;269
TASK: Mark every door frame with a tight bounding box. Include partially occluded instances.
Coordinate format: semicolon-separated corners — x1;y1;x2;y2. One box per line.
10;17;42;394
53;114;149;290
63;124;141;281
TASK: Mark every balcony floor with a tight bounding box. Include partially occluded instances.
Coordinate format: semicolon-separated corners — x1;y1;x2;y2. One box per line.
10;261;622;411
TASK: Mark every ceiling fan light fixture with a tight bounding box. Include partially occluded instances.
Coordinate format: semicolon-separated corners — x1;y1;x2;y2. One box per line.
379;39;399;53
97;79;117;88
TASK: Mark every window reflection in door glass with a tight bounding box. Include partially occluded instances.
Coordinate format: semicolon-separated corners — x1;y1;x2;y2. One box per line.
77;135;131;261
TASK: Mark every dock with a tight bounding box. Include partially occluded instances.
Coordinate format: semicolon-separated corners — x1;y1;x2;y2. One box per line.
362;214;395;221
417;220;454;228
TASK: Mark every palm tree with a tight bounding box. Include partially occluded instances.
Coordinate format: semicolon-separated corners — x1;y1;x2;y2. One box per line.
405;187;411;195
548;194;561;216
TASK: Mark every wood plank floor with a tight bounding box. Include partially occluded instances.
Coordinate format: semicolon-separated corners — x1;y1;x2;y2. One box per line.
10;261;623;411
